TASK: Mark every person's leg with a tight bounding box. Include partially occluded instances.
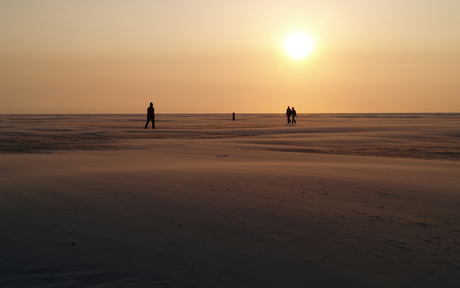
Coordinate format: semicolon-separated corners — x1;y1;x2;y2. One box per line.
145;118;150;129
152;118;155;129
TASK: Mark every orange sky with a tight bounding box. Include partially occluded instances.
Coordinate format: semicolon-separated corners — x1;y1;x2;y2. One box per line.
1;0;459;113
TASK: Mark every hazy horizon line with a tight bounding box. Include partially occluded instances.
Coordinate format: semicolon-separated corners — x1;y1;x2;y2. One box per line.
2;112;459;116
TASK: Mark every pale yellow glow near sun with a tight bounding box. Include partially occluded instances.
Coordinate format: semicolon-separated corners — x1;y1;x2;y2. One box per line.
284;33;314;59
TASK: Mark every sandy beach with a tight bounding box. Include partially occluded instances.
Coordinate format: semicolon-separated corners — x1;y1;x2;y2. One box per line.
1;113;460;287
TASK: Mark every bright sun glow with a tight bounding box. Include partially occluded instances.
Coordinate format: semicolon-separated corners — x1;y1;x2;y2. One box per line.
284;33;314;59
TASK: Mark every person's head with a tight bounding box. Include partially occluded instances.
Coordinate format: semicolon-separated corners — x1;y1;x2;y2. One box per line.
292;107;294;110
287;106;290;108
150;102;153;107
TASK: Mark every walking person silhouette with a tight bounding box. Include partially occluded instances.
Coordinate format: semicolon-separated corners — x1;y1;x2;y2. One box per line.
291;107;297;124
145;102;155;129
286;106;292;124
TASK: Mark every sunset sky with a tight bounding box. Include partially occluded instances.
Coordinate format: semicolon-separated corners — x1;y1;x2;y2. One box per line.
1;0;459;114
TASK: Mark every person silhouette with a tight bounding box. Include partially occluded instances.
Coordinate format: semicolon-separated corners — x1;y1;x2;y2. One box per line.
291;107;297;124
286;106;292;124
144;102;155;129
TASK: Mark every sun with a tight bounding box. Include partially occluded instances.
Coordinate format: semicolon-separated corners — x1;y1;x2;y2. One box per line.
284;32;314;59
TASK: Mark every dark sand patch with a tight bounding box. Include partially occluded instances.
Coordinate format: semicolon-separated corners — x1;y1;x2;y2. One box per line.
1;145;460;287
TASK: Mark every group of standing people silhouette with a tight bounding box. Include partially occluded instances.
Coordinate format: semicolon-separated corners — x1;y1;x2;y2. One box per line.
286;106;297;124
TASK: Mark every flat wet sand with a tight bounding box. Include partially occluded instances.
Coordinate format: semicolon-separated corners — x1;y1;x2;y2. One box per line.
1;114;459;287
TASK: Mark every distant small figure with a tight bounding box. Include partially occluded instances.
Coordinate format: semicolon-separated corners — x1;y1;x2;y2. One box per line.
291;107;297;124
286;106;292;124
145;102;155;129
